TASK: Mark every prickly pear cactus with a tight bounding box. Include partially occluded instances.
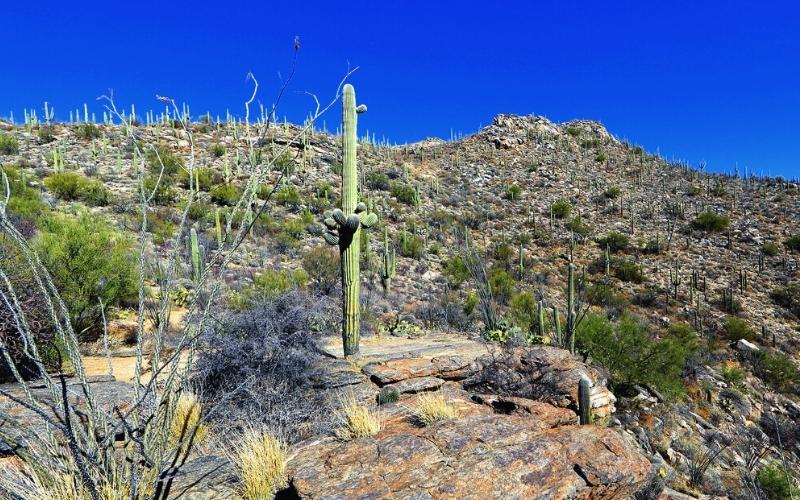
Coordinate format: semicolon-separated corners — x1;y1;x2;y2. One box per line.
322;84;377;356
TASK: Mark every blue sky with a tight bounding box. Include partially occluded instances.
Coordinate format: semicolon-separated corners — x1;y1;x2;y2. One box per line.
2;1;799;177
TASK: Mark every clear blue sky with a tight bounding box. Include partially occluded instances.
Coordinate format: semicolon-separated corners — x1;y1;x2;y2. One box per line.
2;1;799;177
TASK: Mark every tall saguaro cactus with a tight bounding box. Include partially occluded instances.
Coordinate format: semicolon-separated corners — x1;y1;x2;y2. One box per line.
322;84;377;357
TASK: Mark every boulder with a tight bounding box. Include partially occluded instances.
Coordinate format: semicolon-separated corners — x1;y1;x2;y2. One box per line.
362;356;474;385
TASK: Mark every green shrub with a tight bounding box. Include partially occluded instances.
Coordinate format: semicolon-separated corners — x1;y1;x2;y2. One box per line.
693;211;730;232
577;314;698;397
75;123;101;140
177;167;219;191
604;186;621;199
144;175;178;205
275;185;302;206
209;143;225;157
566;216;591;236
509;291;551;336
365;171;390;191
762;241;781;256
614;260;644;283
598;231;629;253
37;126;56;144
720;365;745;386
758;461;799;499
786;235;800;252
503;184;522;201
0;133;19;154
566;126;580;137
391;182;417;205
488;268;516;305
210;184;241;206
752;350;800;394
443;255;470;289
551;199;572;219
146;145;184;177
2;166;48;223
36;213;136;338
44;172;109;206
229;268;308;310
492;243;514;265
723;317;755;341
400;233;424;259
585;282;627;310
463;291;479;316
771;283;800;317
594;152;608;163
301;246;340;294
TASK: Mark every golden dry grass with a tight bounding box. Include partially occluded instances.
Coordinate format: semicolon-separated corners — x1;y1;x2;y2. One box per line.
229;427;288;500
334;392;382;440
410;391;458;426
169;391;208;446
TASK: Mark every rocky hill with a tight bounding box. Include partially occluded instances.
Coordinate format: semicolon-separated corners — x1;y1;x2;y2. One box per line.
0;110;798;499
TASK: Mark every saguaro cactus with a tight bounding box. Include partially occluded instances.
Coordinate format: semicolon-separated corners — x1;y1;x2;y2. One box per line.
578;376;592;425
380;226;396;294
190;227;201;283
322;84;376;356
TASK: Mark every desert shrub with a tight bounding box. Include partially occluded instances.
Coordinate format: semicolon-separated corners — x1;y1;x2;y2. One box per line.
177;167;218;191
762;241;781;256
301;246;340;294
146;145;184;177
577;314;698;397
194;291;335;443
614;259;644;283
503;184;522;201
509;291;551;336
391;182;417;205
44;172;109;205
751;350;800;394
443;255;470;289
566;216;591;236
209;143;225;157
720;365;745;386
693;211;730;232
74;123;101;140
771;283;800;317
786;235;800;252
585;282;627;310
604;186;621;199
598;231;629;253
551;199;572;219
595;152;608;163
0;133;19;154
229;427;288;500
488;268;516;305
2;166;48;225
365;171;390;191
229;268;309;310
144;175;178;205
492;242;514;265
757;461;799;499
275;185;301;207
566;126;580;137
36;213;136;338
400;233;424;258
723;317;755;341
210;183;241;206
37;125;56;144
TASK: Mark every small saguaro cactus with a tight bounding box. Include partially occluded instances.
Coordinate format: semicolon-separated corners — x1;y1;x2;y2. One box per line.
321;84;377;357
566;262;577;354
190;227;201;283
578;376;592;425
380;227;396;294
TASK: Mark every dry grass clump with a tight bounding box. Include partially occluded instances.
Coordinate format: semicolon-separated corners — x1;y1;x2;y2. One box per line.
1;458;131;500
229;427;288;500
410;391;458;426
169;391;209;446
334;392;382;440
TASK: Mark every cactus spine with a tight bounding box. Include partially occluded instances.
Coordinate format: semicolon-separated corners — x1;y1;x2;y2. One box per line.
321;84;375;356
578;376;592;425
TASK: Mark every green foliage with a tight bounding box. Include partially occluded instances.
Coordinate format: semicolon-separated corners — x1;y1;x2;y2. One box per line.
36;213;136;338
693;211;730;232
275;185;302;206
757;461;799;499
752;350;800;394
585;282;627;310
614;259;644;283
0;133;19;154
301;246;340;294
723;317;755;341
44;172;109;206
762;241;781;256
785;234;800;252
37;126;56;144
365;171;390;191
492;242;514;265
566;216;591;236
144;175;178;205
75;123;101;140
551;199;572;219
377;387;400;405
2;166;48;223
463;291;479;316
604;186;621;199
443;255;470;289
391;182;417;205
399;232;424;258
503;184;522;201
146;145;184;177
488;268;516;305
177;167;219;191
771;283;800;317
720;365;745;386
566;126;580;137
576;314;698;397
594;152;608;163
229;268;309;310
598;231;629;253
209;143;225;157
210;184;241;206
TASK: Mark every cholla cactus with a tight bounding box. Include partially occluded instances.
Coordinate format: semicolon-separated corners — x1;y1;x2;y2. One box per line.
321;84;377;356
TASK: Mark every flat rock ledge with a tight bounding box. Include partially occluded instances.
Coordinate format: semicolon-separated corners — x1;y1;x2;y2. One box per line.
287;414;652;499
